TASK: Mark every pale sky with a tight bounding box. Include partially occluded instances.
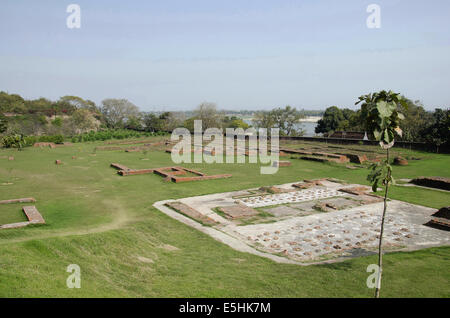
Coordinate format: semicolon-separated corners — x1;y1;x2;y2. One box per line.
0;0;449;111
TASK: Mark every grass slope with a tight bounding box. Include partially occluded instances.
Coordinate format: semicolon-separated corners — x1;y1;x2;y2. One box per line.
0;138;449;297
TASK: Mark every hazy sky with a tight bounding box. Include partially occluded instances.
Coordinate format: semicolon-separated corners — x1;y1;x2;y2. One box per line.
0;0;449;111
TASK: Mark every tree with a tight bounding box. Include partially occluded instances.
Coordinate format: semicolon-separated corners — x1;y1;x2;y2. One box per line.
315;106;345;134
223;116;249;129
100;99;140;129
254;106;304;136
399;99;433;142
124;115;143;131
421;108;450;152
71;109;99;133
0;91;26;113
194;102;223;129
143;112;183;133
143;113;164;132
356;90;407;298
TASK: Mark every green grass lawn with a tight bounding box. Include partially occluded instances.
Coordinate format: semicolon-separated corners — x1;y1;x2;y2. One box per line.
0;137;449;297
0;204;28;225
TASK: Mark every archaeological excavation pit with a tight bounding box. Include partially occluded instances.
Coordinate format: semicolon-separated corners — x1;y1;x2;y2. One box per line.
154;179;450;264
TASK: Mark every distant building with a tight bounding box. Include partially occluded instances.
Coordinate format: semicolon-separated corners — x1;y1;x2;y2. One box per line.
326;131;366;140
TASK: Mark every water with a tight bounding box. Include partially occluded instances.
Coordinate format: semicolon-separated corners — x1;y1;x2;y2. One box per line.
297;122;317;136
245;120;318;136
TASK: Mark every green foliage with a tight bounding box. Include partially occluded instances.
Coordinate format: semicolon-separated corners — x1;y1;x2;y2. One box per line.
421;108;450;151
315;106;345;134
124;115;143;130
356;90;407;148
254;105;305;136
223;116;250;129
357;90;408;298
367;162;395;192
144;113;166;132
70;129;164;143
398;99;433;142
37;135;64;144
193;102;224;130
101;98;140;129
0;113;7;133
1;134;27;149
51;117;63;127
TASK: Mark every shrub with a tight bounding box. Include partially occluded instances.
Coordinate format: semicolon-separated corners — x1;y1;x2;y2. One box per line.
1;134;27;149
70;129;163;143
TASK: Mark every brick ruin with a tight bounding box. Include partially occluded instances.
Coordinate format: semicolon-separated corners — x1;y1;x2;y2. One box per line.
0;198;45;230
34;142;56;148
110;163;232;183
280;147;374;165
217;204;259;219
425;207;450;231
411;176;450;191
165;201;218;225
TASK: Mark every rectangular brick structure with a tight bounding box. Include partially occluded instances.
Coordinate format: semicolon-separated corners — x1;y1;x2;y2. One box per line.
0;204;45;230
111;163;231;182
22;206;46;224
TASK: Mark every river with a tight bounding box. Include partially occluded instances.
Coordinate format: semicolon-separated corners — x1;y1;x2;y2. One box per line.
244;120;318;136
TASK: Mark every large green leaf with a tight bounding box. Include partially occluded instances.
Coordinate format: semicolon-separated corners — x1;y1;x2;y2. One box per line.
376;100;395;118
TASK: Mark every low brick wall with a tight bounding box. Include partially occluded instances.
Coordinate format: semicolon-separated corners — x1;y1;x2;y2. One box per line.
0;198;36;204
119;168;155;176
172;174;232;183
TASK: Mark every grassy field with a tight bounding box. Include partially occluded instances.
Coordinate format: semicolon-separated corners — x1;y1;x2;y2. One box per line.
0;137;449;297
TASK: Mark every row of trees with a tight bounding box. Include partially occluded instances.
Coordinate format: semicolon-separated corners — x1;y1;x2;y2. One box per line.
2;91;309;137
315;98;449;148
0;92;257;136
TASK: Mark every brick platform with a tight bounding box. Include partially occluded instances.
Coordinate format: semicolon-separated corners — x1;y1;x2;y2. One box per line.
217;204;259;219
166;202;218;225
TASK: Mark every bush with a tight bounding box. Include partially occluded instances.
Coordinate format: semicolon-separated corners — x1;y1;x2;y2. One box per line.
37;135;64;144
70;129;164;143
1;134;27;149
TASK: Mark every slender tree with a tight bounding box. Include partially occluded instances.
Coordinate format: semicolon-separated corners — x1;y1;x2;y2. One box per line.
356;90;407;298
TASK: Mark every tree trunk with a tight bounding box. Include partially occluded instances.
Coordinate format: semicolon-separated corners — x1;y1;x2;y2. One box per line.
375;149;390;298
